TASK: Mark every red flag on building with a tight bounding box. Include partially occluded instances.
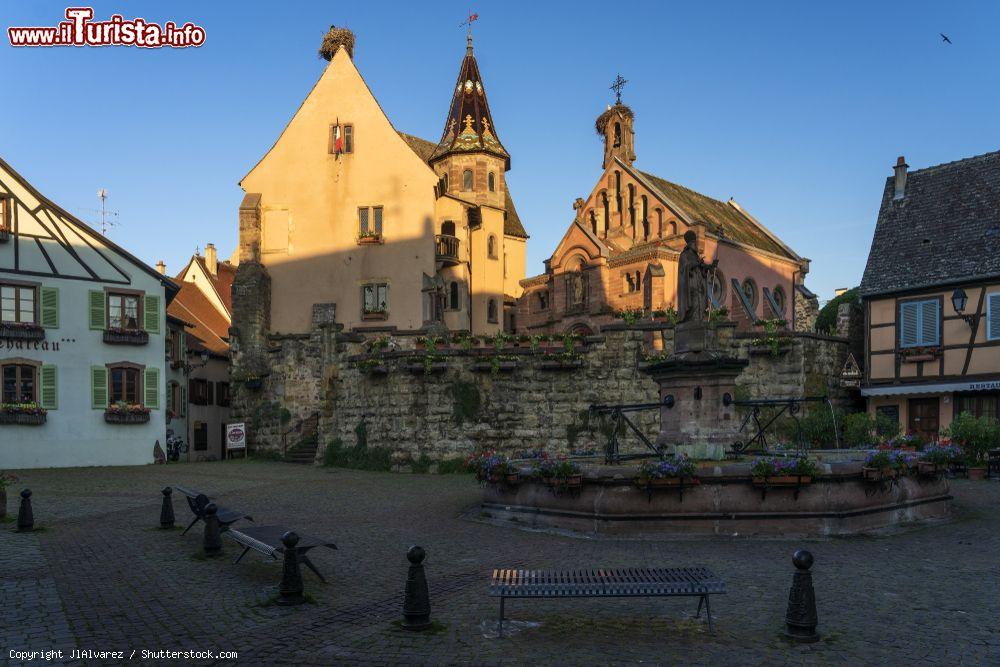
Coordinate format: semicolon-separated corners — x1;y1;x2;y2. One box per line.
333;118;343;157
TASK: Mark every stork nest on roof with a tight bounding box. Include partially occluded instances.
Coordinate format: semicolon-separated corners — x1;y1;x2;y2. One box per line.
595;102;635;136
319;26;355;61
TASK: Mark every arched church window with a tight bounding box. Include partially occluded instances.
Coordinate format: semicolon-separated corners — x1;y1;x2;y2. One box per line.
487;298;498;323
463;169;473;191
641;195;649;239
589;210;597;235
601;192;609;233
487;234;497;259
628;185;636;229
488;172;496;192
613;122;622;147
449;281;460;310
656;209;663;237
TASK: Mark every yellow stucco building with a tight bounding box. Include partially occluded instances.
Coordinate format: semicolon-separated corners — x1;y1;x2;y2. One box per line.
236;30;527;336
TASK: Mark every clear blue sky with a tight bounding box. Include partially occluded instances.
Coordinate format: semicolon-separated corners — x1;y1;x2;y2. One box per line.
3;1;998;302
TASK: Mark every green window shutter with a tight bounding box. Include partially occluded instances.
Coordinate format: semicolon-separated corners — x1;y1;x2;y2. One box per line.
180;385;186;417
39;365;57;410
144;367;160;409
39;287;59;328
989;293;1000;341
88;290;106;330
144;294;161;334
91;366;108;409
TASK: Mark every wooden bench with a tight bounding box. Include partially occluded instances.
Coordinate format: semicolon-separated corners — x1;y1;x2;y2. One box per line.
225;525;338;582
173;485;253;535
489;567;725;637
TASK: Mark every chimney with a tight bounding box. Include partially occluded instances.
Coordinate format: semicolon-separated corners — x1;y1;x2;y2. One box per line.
893;156;908;200
204;243;217;276
155;260;166;275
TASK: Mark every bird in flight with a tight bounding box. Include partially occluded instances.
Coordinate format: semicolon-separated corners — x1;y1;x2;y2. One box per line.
940;33;952;44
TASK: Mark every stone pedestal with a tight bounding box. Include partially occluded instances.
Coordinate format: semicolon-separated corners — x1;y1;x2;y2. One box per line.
643;319;746;452
645;357;747;449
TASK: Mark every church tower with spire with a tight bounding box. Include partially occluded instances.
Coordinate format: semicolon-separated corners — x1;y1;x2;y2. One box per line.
596;76;636;169
429;33;509;210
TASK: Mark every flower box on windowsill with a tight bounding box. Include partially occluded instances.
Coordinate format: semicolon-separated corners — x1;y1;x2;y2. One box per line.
900;347;941;363
0;322;45;341
362;310;388;321
356;234;383;245
104;409;150;424
103;328;149;345
0;411;46;426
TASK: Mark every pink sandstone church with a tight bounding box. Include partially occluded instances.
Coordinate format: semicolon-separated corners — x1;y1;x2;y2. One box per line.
514;95;815;335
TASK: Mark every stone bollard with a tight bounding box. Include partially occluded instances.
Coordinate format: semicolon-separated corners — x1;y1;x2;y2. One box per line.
277;532;305;606
16;489;34;532
159;487;175;529
784;549;820;642
202;503;222;557
402;546;432;630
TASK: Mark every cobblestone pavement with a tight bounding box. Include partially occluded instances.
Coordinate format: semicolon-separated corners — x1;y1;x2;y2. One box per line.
2;462;999;665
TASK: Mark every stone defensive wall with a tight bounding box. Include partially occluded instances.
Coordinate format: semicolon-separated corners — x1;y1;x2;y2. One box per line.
230;304;857;463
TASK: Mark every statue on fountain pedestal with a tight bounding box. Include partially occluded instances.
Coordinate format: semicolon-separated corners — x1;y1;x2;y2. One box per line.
676;231;718;325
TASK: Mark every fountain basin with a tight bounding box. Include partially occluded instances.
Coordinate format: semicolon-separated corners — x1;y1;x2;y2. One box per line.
481;461;951;538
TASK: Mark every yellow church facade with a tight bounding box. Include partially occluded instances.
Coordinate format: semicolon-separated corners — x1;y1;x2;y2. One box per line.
236;30;527;336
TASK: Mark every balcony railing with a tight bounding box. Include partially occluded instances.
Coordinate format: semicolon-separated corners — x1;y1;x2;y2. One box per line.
0;322;45;341
435;234;460;265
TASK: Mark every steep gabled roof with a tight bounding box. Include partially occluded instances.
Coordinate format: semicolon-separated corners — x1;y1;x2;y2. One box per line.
429;37;509;167
397;130;527;238
166;282;230;356
860;150;1000;297
635;167;796;260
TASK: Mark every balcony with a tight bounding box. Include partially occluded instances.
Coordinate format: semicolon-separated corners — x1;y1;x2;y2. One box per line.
435;234;460;265
0;322;45;341
103;328;149;345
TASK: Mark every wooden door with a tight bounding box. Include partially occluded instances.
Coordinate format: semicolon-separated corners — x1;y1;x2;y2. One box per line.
908;398;940;442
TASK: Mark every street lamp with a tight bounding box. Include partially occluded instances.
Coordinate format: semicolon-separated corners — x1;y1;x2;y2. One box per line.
185;350;211;373
951;288;978;326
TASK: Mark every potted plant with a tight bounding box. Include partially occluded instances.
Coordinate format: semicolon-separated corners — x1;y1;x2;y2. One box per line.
104;402;151;424
863;450;912;481
945;412;999;480
0;470;18;519
636;455;698;487
0;402;48;426
467;451;511;485
751;455;818;486
532;453;557;485
552;458;583;488
918;443;962;476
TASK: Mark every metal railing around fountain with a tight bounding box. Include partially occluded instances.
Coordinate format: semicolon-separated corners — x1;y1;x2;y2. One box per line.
722;395;840;456
588;402;665;464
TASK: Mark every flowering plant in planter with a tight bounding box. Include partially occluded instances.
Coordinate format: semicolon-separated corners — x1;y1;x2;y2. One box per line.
613;307;645;326
106;402;150;415
918;443;963;475
637;455;697;482
1;402;47;415
531;453;582;485
467;451;511;482
751;455;818;479
881;432;924;451
863;449;913;480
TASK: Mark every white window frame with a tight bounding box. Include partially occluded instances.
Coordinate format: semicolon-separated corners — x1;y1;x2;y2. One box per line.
899;298;940;348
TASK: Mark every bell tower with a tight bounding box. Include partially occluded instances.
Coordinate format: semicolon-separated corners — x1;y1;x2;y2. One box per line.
428;32;509;209
596;74;636;169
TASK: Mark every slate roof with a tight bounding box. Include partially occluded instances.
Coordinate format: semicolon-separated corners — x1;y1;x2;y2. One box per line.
397;131;528;238
860;150;1000;297
637;169;795;259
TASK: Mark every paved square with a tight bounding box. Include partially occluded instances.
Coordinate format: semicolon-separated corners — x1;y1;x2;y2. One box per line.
2;462;998;665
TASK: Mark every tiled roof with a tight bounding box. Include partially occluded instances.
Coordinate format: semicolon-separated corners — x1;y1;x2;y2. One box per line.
166;282;230;355
397;131;528;238
192;256;236;314
860;150;1000;296
637;170;795;259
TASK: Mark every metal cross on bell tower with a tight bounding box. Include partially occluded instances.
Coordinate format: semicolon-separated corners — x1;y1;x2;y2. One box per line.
610;74;628;104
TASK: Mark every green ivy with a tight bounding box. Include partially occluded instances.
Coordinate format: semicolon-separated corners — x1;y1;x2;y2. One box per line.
449;381;481;424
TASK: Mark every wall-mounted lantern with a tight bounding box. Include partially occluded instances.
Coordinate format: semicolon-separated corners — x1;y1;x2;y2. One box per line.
951;288;978;327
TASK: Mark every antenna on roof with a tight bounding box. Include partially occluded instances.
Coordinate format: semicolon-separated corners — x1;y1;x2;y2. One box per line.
96;188;119;236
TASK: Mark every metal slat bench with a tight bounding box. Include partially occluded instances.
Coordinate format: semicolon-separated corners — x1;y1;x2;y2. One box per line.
173;485;253;535
489;567;725;636
225;525;338;582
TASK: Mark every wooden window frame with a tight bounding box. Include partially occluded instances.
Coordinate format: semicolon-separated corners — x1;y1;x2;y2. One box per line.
328;123;354;155
1;358;41;404
216;381;231;407
0;280;39;325
107;361;145;407
105;288;144;332
190;378;210;406
343;124;354;154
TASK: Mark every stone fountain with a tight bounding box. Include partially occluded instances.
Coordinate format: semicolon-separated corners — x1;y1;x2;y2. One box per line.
643;231;747;460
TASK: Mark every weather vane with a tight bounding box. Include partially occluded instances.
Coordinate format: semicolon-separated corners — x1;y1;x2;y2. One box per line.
610;74;628;104
459;10;479;36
